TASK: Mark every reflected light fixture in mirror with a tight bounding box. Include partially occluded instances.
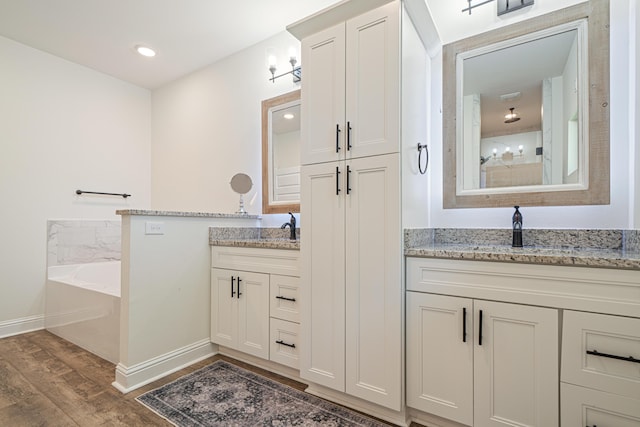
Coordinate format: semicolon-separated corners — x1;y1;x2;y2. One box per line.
262;90;301;214
443;0;610;208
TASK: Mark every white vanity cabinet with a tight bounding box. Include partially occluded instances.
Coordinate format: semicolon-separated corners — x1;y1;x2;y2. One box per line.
300;152;401;409
299;1;399;165
406;292;559;427
291;0;433;413
406;256;640;427
210;246;300;366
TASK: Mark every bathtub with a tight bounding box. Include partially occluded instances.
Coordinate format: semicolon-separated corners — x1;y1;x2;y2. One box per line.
45;261;120;364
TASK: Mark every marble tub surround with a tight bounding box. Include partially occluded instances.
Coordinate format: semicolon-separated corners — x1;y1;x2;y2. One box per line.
47;220;121;266
404;228;640;270
209;227;300;250
116;209;261;219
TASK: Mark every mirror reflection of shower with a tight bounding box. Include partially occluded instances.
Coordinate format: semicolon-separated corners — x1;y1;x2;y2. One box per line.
230;173;253;215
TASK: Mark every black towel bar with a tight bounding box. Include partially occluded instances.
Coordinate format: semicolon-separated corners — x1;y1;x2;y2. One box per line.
76;190;131;198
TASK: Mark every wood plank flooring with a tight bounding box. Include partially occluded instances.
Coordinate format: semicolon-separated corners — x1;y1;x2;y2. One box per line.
0;331;415;426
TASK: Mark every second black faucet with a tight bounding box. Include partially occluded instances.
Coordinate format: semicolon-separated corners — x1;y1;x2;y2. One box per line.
281;212;297;241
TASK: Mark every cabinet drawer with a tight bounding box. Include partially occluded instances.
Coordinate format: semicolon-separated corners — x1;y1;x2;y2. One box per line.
270;275;300;323
211;246;299;276
562;310;640;399
561;382;640;426
270;318;300;369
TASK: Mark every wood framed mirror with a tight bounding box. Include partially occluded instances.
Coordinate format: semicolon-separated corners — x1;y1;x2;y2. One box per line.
443;0;609;209
262;90;301;214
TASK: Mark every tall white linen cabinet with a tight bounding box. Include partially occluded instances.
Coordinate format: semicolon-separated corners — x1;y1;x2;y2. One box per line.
287;0;439;420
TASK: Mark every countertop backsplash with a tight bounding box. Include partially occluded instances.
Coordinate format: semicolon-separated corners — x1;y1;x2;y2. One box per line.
405;228;640;252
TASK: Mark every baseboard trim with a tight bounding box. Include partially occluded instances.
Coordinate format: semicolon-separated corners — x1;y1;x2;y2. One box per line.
112;339;216;393
0;314;44;339
305;383;409;427
218;346;301;383
407;407;469;427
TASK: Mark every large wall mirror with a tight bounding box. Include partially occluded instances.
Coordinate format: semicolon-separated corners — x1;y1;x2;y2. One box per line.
262;90;301;214
443;0;609;208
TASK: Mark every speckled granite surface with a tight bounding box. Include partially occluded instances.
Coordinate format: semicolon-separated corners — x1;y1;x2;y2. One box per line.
405;228;640;270
117;209;261;219
209;227;300;250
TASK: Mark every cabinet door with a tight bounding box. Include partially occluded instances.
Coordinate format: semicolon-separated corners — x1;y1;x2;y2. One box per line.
474;300;559;427
345;153;401;410
301;23;346;165
345;2;399;159
300;162;346;390
236;271;270;359
210;268;237;348
406;292;474;425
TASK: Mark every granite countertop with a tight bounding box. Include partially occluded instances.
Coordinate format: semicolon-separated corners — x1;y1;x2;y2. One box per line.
405;243;640;270
209;227;300;250
116;209;261;219
210;238;300;250
405;229;640;270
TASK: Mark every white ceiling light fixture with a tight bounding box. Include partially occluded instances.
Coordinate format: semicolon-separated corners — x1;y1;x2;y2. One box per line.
135;45;156;57
283;113;295;120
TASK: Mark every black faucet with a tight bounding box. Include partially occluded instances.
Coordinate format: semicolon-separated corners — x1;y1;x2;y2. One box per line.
512;206;523;248
281;212;297;241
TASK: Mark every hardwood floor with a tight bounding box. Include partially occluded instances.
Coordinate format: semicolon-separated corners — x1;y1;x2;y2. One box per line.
0;331;416;426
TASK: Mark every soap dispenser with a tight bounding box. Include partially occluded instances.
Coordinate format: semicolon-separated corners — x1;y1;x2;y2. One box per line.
512;206;523;248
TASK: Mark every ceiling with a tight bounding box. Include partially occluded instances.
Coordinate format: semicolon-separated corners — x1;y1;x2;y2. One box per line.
0;0;344;89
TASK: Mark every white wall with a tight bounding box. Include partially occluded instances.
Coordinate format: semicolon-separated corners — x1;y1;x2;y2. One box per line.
634;0;640;227
0;36;151;337
151;32;301;227
428;0;638;229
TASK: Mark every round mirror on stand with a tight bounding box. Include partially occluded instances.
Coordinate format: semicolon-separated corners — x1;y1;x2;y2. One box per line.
230;173;253;215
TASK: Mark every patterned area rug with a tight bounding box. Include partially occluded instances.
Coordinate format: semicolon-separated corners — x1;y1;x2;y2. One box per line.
136;360;390;426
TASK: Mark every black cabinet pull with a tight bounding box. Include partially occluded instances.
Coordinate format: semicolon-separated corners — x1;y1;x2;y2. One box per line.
336;166;341;195
346;165;352;195
275;295;296;302
587;349;639;364
347;121;352;150
478;309;483;346
463;307;467;343
231;276;236;298
237;277;242;298
276;340;296;349
336;124;341;153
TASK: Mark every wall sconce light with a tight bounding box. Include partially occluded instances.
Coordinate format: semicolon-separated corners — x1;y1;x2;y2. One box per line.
462;0;534;15
268;48;302;83
504;107;520;124
518;144;524;155
492;148;497;158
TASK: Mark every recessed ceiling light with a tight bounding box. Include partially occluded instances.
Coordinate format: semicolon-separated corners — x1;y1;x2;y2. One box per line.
283;113;295;120
135;45;156;57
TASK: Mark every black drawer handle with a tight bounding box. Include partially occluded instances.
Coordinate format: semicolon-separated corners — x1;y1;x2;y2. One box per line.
347;121;352;150
237;277;242;298
275;296;296;302
276;340;296;349
478;309;483;346
587;349;639;364
336;124;341;153
462;307;467;343
231;276;236;298
336;166;341;195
